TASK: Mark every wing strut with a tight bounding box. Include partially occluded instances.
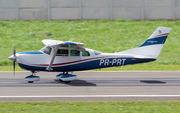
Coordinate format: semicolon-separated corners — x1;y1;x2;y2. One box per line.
46;45;58;71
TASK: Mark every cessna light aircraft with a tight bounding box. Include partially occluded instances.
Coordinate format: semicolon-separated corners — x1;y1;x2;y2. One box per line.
8;27;172;83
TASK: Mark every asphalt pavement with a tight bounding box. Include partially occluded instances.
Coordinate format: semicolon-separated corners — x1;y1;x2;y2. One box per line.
0;71;180;101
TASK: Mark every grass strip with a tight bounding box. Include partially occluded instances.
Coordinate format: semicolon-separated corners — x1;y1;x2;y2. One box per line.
0;101;180;113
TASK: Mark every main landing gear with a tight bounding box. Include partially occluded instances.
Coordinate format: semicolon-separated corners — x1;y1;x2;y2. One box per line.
56;71;77;84
25;71;40;83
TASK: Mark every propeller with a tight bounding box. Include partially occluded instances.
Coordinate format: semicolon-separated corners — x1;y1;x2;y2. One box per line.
13;47;16;76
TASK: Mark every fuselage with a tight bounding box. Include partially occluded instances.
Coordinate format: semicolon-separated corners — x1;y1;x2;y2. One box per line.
9;47;155;72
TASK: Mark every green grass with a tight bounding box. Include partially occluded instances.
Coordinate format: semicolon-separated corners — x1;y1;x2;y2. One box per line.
0;101;180;113
0;19;180;71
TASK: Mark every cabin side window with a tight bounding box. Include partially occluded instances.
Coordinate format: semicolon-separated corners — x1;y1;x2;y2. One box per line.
56;49;68;56
82;51;90;56
71;50;80;56
43;46;51;55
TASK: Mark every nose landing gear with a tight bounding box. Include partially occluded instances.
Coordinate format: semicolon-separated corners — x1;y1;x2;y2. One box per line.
25;71;40;83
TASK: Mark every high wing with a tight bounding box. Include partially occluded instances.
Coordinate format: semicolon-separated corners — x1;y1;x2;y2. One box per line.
42;39;64;46
42;39;85;71
42;39;85;51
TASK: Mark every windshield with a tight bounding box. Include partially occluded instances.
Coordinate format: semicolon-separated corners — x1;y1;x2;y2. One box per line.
94;50;101;55
42;46;51;55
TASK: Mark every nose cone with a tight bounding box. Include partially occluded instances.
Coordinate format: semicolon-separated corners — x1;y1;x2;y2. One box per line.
8;55;16;61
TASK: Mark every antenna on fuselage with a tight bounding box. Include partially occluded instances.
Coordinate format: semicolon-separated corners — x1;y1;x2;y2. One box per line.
69;38;75;42
115;47;121;53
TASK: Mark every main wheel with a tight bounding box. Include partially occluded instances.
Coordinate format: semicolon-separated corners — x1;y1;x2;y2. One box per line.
58;79;63;82
28;81;34;83
64;81;71;84
58;79;71;83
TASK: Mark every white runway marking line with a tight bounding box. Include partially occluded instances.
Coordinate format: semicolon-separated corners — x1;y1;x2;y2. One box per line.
0;95;180;98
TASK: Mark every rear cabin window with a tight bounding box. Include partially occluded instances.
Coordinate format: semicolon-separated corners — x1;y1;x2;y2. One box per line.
82;51;90;56
56;49;68;56
71;50;80;56
43;47;51;55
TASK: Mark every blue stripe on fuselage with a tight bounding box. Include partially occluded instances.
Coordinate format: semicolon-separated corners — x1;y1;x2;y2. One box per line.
18;58;155;72
139;36;167;47
64;42;77;45
18;51;43;54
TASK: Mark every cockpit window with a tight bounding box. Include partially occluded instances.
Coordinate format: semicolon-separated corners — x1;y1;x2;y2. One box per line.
71;50;80;56
43;46;51;55
94;50;101;55
56;49;68;56
82;51;90;56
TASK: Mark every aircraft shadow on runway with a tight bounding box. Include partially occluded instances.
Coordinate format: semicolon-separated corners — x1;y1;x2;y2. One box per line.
54;79;97;86
140;80;166;84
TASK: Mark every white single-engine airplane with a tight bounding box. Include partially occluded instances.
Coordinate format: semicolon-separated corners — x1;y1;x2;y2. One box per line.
8;27;172;83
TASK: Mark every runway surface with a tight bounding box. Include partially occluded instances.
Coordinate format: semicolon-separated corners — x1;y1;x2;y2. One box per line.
0;71;180;101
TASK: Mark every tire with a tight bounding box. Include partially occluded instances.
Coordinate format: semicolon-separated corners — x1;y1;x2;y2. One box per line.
28;81;34;83
58;79;63;82
64;81;71;84
58;79;71;84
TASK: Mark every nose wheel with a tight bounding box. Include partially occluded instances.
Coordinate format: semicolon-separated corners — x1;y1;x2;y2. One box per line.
28;81;34;83
25;72;40;83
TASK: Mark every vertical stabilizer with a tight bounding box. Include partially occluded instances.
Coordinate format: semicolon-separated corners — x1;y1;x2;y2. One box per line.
117;27;172;59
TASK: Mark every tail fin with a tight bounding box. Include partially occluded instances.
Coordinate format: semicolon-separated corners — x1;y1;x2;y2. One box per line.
117;27;172;59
